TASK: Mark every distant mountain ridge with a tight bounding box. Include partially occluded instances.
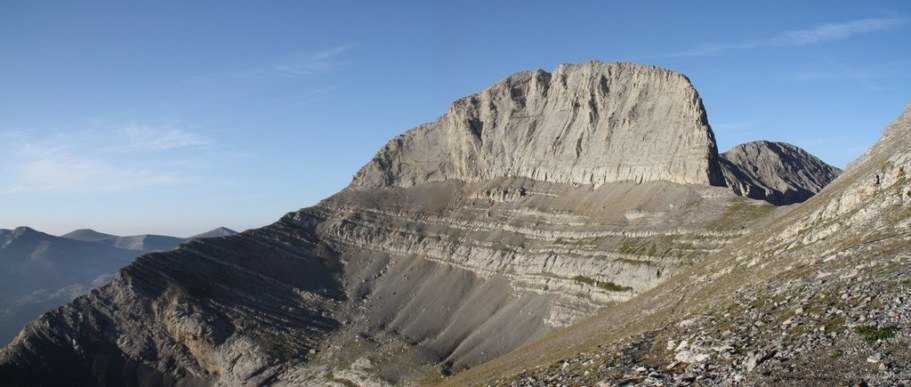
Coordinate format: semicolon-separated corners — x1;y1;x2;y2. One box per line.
0;227;136;346
59;229;118;242
190;227;239;239
61;227;240;251
0;226;239;347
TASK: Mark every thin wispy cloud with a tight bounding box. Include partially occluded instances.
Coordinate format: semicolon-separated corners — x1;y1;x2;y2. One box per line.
5;156;182;194
672;17;905;57
120;124;211;151
181;44;353;103
194;44;354;82
0;124;211;195
272;44;353;78
792;59;911;91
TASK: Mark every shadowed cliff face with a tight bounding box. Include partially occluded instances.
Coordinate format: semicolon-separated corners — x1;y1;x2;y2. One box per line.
0;62;844;386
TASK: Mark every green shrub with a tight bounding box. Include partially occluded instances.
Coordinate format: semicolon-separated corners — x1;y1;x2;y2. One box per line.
854;325;899;342
573;275;632;292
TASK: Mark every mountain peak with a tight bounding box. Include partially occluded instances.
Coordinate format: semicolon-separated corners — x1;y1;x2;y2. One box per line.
720;140;840;205
0;227;54;249
191;227;239;239
61;229;118;242
352;61;725;189
11;227;41;239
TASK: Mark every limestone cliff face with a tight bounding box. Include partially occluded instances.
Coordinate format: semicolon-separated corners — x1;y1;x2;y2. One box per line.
720;141;841;205
353;62;726;188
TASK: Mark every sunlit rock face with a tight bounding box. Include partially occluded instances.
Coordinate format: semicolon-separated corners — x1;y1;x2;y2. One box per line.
353;62;726;189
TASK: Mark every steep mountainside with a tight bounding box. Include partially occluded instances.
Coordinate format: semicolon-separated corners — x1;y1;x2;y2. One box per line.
0;228;137;346
0;62;844;386
720;140;841;205
447;104;911;386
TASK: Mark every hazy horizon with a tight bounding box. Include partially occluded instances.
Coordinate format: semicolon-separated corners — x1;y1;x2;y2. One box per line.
0;224;239;239
2;1;910;235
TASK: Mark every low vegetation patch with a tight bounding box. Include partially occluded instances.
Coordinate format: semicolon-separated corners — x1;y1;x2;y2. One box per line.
617;239;639;254
854;325;899;342
710;199;776;230
824;316;846;335
573;275;632;292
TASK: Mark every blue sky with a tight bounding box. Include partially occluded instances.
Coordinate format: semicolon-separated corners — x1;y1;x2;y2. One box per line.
1;1;909;236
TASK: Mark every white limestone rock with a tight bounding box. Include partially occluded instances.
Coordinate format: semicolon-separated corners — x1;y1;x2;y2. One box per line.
352;61;726;188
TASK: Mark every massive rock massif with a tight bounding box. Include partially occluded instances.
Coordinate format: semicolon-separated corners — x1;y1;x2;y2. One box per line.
0;62;846;386
353;62;726;188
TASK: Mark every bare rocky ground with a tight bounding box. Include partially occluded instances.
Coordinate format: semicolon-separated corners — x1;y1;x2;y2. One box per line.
481;244;911;386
